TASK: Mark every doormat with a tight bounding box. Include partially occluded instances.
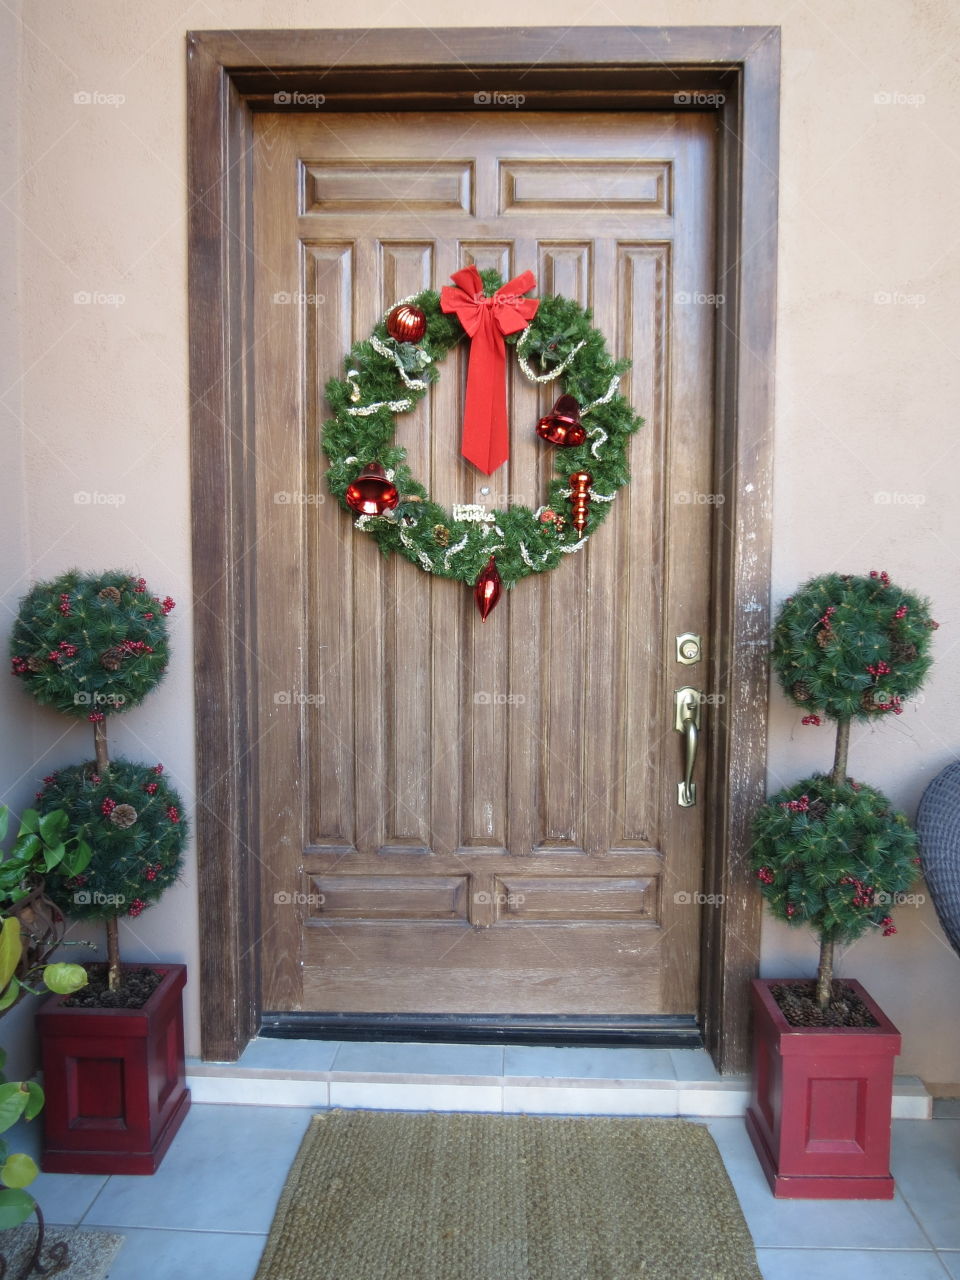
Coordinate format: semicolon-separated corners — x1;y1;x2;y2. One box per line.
0;1225;124;1279
255;1110;761;1280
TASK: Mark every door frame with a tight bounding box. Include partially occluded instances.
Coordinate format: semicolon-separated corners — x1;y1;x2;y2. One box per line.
186;25;780;1071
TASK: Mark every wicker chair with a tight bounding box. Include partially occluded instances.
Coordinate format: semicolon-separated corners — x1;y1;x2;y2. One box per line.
917;761;960;958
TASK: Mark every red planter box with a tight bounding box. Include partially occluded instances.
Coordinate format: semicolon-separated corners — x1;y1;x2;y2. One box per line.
745;977;900;1199
38;963;191;1175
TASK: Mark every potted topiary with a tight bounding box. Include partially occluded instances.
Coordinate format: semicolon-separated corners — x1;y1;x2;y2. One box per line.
9;570;191;1174
745;570;937;1199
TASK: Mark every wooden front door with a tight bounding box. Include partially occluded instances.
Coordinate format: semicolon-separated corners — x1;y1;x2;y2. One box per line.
252;109;717;1024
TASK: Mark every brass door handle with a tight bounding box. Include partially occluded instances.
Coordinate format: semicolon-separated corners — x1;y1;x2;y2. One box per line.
675;687;702;807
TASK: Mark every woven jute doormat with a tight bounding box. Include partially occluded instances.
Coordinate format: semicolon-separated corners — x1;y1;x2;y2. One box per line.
255;1110;761;1280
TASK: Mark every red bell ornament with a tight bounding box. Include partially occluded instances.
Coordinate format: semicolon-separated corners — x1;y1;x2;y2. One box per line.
536;394;586;447
386;304;427;344
474;556;503;622
569;470;592;534
345;463;400;516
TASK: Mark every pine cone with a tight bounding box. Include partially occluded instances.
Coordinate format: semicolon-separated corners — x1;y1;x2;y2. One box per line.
892;641;918;663
433;525;450;547
791;680;811;702
109;804;138;829
807;797;828;820
816;628;833;648
100;647;125;672
98;586;122;605
26;655;45;673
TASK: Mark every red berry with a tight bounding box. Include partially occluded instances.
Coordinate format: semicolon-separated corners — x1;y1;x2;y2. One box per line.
101;797;116;815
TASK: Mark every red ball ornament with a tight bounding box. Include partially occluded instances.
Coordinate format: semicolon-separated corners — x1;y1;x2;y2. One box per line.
536;394;586;447
386;304;427;344
474;556;503;622
345;462;400;516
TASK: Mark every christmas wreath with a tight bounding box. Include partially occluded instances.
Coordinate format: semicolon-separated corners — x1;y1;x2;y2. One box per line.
323;266;644;619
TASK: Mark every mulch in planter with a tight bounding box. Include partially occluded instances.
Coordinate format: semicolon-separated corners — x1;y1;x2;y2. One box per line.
62;964;163;1009
770;979;880;1028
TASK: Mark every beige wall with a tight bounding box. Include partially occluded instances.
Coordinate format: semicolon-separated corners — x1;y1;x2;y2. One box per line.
3;0;959;1080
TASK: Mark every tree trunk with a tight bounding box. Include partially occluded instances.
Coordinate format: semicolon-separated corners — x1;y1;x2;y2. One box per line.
94;719;109;773
816;715;851;1011
831;716;850;786
816;933;834;1011
93;720;121;991
106;917;121;993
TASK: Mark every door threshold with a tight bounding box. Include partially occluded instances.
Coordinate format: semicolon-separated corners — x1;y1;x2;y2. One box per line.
260;1012;703;1048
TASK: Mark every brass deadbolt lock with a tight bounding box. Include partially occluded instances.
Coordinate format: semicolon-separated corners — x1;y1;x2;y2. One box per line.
676;633;702;665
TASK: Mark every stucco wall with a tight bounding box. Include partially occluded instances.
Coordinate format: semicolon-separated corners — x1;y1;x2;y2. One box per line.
3;0;958;1081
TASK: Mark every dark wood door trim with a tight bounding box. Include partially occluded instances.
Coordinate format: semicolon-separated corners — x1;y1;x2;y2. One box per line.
186;25;780;1070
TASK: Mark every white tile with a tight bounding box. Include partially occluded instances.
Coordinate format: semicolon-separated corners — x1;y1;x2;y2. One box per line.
331;1040;504;1077
187;1074;330;1107
758;1250;948;1280
236;1037;342;1071
940;1253;960;1279
891;1117;960;1247
105;1228;267;1280
5;1117;108;1226
502;1044;676;1081
669;1048;725;1081
502;1085;678;1116
707;1118;930;1250
82;1105;315;1233
677;1084;751;1117
329;1081;502;1112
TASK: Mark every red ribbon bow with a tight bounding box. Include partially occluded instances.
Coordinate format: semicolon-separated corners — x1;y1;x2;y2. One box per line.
440;266;539;474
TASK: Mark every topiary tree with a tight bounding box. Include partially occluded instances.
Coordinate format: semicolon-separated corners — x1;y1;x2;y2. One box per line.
755;571;937;1011
9;571;182;991
36;762;186;991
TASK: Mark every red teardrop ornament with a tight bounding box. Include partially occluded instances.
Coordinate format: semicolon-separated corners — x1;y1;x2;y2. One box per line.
386;304;427;344
345;462;400;516
474;556;503;622
536;394;586;447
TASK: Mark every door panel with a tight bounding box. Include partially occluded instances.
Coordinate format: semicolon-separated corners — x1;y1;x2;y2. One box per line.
252;110;716;1018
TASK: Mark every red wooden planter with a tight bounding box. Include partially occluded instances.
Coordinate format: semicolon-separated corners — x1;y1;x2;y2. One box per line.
37;963;190;1175
745;977;900;1199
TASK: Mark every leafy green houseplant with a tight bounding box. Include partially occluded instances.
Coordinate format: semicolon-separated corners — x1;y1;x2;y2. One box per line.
0;806;90;1013
752;569;937;1013
0;1049;44;1229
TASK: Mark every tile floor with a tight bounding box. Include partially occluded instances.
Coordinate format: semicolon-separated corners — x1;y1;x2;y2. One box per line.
10;1046;960;1280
